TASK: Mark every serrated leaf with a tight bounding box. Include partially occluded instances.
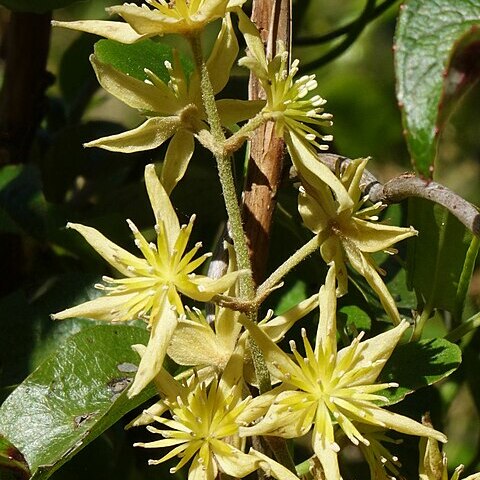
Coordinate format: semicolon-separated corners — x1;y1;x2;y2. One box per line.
94;39;193;83
395;0;480;177
0;0;79;13
379;337;461;405
0;435;31;480
407;198;472;319
0;325;155;480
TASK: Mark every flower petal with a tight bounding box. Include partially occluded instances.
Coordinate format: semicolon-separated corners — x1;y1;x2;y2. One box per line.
160;129;195;195
367;407;447;443
315;266;337;357
312;419;341;480
128;295;178;397
108;5;182;35
167;317;229;367
345;320;409;385
84;116;180;153
251;449;301;480
51;292;138;321
236;8;268;75
66;222;143;277
206;14;238;95
343;240;401;325
285;130;354;212
144;163;180;248
212;441;257;478
216;99;266;127
51;20;148;43
345;218;417;253
260;293;318;343
90;54;179;114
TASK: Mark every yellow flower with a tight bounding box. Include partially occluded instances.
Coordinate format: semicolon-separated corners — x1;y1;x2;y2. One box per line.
52;164;243;397
71;16;260;194
52;0;247;43
236;10;333;150
290;136;417;323
134;344;300;480
239;267;446;480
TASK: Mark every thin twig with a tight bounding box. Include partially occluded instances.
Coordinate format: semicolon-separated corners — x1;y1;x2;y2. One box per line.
295;0;398;46
318;153;480;236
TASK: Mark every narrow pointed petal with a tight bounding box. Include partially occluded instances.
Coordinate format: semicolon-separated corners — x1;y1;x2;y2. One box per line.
285;130;354;212
251;449;301;480
346;218;417;253
212;442;257;478
51;292;138;321
128;297;178;397
144;163;180;246
368;408;447;443
343;242;401;325
160;129;195;195
51;20;148;43
312;425;341;480
216;99;266;127
84;116;180;153
261;293;319;342
90;54;179;114
315;266;337;355
206;14;238;95
187;270;246;302
239;317;303;381
127;401;168;429
298;188;330;234
344;320;409;385
236;9;268;73
66;222;143;277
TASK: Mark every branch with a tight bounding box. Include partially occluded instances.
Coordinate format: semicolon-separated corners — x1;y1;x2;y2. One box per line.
318;153;480;236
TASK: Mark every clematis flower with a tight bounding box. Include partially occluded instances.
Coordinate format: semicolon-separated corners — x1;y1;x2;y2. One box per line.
134;343;300;480
52;164;243;397
239;267;446;480
52;0;247;43
73;15;261;194
236;9;333;150
291;137;417;324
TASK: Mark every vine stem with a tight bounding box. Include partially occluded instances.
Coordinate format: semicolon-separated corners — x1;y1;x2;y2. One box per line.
257;232;326;301
189;35;255;301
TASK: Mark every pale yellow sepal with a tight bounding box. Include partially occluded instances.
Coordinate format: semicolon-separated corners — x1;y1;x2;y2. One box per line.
90;54;179;114
84;116;180;153
206;14;238;95
128;297;178;397
51;20;149;43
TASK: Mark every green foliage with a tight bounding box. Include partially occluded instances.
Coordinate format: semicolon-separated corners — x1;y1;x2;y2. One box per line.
407;198;473;319
94;39;193;83
0;325;154;479
395;0;480;177
379;338;462;405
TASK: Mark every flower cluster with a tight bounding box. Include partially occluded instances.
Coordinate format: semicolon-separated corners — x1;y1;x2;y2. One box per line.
51;3;451;480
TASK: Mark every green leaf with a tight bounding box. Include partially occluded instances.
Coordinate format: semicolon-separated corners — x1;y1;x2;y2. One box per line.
395;0;480;177
0;0;79;13
379;337;462;405
274;280;307;315
407;198;472;319
94;39;193;83
0;435;31;480
338;305;371;331
0;325;155;480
